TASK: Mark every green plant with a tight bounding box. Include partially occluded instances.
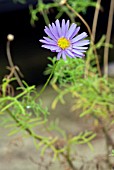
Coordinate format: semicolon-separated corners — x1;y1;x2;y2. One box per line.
1;0;114;169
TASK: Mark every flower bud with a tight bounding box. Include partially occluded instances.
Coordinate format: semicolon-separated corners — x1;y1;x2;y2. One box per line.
7;34;14;41
59;0;66;5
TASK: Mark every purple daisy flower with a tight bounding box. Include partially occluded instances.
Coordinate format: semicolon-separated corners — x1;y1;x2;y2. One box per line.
39;19;90;60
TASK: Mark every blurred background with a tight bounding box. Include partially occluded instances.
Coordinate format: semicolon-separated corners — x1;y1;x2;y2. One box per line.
0;0;113;86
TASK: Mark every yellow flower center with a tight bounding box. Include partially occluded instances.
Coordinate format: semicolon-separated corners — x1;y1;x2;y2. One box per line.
57;37;70;49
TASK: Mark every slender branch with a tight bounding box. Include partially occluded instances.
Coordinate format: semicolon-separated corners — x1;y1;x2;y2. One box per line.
6;66;17;79
62;152;78;170
7;109;44;141
65;2;92;40
95;115;114;169
6;37;24;87
7;108;77;170
92;0;102;43
65;2;102;77
42;11;50;25
103;0;114;78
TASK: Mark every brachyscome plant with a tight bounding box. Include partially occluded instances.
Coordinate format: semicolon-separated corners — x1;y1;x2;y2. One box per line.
1;0;114;169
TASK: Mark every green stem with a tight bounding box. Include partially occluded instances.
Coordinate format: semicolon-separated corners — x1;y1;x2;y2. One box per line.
7;109;48;141
0;86;35;113
34;62;57;100
42;11;50;25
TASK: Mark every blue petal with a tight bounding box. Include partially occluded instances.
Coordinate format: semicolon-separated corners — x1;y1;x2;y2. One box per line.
49;24;59;40
42;44;59;51
43;36;56;43
55;19;62;37
66;23;76;39
64;20;70;37
65;49;75;58
52;23;59;39
71;32;88;43
72;49;85;56
44;26;56;41
61;51;66;60
70;26;80;39
73;46;88;49
39;39;57;45
57;52;62;60
61;19;66;36
73;40;90;46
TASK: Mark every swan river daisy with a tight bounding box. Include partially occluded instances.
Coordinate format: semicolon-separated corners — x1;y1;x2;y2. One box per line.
39;19;90;60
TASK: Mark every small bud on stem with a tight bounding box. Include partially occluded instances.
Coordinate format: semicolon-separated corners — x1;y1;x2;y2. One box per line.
7;34;14;41
59;0;66;5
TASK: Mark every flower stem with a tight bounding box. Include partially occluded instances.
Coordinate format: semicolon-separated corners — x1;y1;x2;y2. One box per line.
42;11;50;25
103;0;114;78
92;0;102;43
34;61;57;100
6;39;24;87
65;2;92;38
65;2;102;77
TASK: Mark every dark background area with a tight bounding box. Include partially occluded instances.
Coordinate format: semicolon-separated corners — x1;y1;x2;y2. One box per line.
0;0;113;86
